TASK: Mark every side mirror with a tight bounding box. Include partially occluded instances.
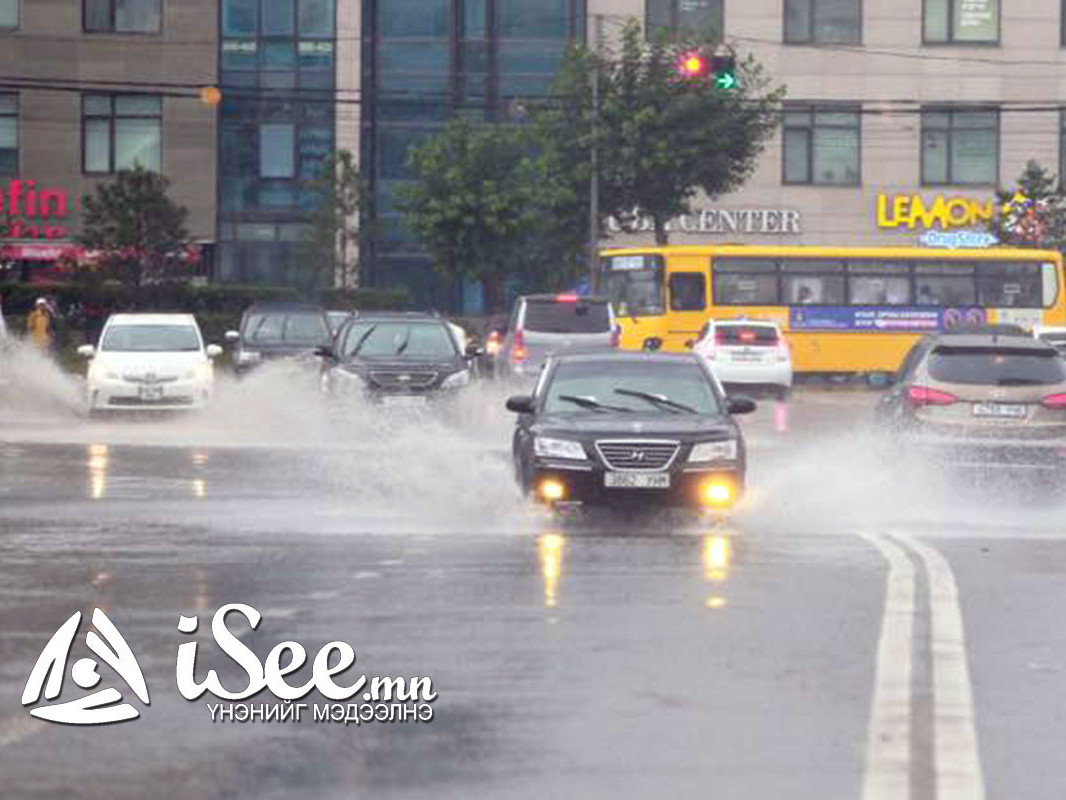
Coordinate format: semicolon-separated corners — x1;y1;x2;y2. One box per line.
465;342;484;358
77;344;95;358
726;396;756;415
224;330;240;343
205;344;223;359
506;395;535;414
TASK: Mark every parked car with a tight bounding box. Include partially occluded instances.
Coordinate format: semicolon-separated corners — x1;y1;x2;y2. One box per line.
225;303;333;375
321;311;481;407
506;350;755;512
498;294;618;383
79;314;221;413
876;331;1066;472
691;318;792;400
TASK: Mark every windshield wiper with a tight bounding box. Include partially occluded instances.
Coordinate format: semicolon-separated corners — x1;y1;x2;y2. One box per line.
395;329;411;355
613;387;697;414
557;394;631;413
348;325;378;358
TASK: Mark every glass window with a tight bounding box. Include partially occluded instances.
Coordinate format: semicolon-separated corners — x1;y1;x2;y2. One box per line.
379;126;432;180
223;0;257;35
382;0;448;37
260;122;295;178
0;0;16;27
499;0;568;38
921;107;997;185
464;0;486;38
925;0;999;43
85;0;162;32
0;94;17;175
669;272;707;311
782;274;846;304
298;40;333;68
298;0;333;37
263;0;294;34
604;268;665;316
929;347;1066;386
298;125;332;178
647;0;724;35
523;299;611;333
83;93;161;173
915;275;977;306
222;39;258;69
976;262;1043;308
849;276;912;305
543;360;721;415
783;105;860;185
261;40;296;67
785;0;861;44
714;273;779;305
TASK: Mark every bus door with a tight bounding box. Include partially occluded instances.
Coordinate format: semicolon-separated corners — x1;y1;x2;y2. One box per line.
664;256;709;352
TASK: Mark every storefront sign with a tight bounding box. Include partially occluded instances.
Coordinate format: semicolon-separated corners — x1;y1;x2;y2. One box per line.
0;180;74;241
919;230;999;249
607;208;802;236
0;243;84;261
877;193;994;230
790;306;986;332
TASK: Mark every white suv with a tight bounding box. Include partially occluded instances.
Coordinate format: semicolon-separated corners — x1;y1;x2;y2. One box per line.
79;313;222;413
692;319;792;400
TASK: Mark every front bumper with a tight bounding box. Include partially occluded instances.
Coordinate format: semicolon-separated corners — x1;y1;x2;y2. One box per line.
529;460;744;509
88;378;212;411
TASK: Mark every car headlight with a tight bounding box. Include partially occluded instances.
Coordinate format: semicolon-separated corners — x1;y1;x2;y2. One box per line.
689;439;738;463
534;437;587;460
441;369;471;389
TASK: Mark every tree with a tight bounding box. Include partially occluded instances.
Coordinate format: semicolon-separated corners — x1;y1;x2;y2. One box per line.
301;149;364;293
988;160;1066;252
544;19;785;245
77;166;191;287
396;118;548;312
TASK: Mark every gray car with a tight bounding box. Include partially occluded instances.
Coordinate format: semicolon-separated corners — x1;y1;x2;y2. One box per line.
498;294;618;383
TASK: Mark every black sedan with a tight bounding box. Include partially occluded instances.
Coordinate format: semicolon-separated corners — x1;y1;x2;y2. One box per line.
320;311;481;407
225;302;333;376
506;350;755;512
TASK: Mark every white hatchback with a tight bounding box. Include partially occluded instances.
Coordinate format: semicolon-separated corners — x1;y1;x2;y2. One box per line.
692;319;792;399
79;313;222;412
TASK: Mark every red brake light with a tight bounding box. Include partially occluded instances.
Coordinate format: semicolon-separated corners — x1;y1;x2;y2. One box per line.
738;330;756;343
554;293;578;303
906;385;958;406
1041;393;1066;409
775;337;789;361
512;329;526;362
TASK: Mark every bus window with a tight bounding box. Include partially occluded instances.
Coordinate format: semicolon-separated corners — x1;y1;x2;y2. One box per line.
976;262;1042;308
782;274;845;304
605;268;665;316
668;272;706;311
1043;262;1059;308
849;276;911;305
714;273;778;305
915;276;976;306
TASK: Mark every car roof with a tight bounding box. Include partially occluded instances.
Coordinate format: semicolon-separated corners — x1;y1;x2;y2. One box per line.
105;313;197;326
520;294;609;303
349;310;440;320
550;349;702;365
930;333;1058;351
712;318;779;327
244;302;326;314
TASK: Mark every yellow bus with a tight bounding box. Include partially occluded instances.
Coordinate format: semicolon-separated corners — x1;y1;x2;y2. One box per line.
600;245;1066;374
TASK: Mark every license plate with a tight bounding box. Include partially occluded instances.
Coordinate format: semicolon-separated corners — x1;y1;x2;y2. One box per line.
972;402;1026;418
730;348;764;362
604;472;670;489
138;385;163;401
382;395;426;408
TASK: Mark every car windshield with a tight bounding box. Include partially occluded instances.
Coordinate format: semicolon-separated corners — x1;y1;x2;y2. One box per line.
523;299;611;333
243;312;331;346
341;321;457;360
543;360;721;414
928;346;1066;386
327;312;350;335
102;324;201;353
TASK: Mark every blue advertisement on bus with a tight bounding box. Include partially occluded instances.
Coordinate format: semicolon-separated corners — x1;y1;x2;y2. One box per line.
789;306;986;332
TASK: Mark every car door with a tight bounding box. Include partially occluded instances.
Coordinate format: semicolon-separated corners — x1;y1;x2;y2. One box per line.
878;337;933;425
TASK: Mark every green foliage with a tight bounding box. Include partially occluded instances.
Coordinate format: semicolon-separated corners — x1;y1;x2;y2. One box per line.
988;160;1066;252
77;166;192;287
301;150;365;294
318;286;411;310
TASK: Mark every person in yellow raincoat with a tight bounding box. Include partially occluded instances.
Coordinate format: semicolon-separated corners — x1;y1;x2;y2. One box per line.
25;298;54;351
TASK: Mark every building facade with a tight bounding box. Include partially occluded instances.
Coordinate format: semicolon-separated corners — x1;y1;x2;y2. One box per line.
593;0;1066;253
0;0;217;279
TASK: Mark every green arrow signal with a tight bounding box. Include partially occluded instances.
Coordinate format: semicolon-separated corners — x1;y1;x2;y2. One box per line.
714;72;737;90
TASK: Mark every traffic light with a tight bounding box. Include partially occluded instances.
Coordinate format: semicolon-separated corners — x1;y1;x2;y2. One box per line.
675;52;737;90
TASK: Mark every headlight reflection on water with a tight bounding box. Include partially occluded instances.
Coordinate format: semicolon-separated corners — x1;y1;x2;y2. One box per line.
539;533;565;609
702;533;732;611
87;443;109;500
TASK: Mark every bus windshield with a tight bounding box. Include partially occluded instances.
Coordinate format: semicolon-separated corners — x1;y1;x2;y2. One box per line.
604;269;664;316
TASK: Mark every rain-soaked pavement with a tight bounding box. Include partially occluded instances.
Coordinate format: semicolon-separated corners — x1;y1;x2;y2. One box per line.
1;349;1066;799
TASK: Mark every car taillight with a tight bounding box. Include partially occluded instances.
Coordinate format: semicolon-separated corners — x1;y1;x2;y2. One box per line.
486;331;501;356
512;329;526;362
738;331;756;343
906;385;958;406
554;293;578;303
609;325;620;348
1041;393;1066;409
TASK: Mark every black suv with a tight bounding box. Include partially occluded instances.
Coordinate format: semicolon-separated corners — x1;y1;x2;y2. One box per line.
506;350;755;511
320;312;480;406
226;302;333;375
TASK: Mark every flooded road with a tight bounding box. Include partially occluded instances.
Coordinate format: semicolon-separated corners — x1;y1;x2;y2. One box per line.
1;362;1065;798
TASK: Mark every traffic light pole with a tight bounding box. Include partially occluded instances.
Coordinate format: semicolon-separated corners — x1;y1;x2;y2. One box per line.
588;13;603;296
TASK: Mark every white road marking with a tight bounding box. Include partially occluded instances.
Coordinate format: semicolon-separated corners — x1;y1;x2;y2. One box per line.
895;533;986;800
857;532;916;800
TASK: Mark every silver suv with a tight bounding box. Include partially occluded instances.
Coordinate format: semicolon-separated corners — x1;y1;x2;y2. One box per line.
498;294;617;382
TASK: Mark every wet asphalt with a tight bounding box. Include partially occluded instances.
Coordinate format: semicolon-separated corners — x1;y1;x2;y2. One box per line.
0;368;1065;799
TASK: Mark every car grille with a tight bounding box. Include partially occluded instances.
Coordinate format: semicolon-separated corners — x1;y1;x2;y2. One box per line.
109;396;194;406
595;440;680;471
121;374;179;384
367;371;438;390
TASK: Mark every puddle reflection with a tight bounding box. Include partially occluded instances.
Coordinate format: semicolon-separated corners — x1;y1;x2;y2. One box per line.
87;444;109;500
538;533;565;609
701;533;733;611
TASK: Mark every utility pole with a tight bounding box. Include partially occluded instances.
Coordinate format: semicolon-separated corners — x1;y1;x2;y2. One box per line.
588;12;604;295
